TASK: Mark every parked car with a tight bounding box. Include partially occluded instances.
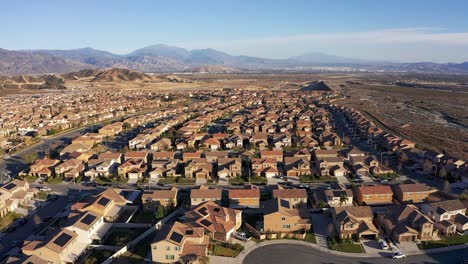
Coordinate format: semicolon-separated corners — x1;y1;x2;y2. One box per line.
378;239;389;250
232;231;251;242
40;186;51;191
392;252;406;259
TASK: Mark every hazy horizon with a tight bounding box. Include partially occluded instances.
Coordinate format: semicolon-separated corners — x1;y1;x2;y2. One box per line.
2;0;468;63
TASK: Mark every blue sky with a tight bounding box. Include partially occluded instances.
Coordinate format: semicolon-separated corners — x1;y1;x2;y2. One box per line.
2;0;468;62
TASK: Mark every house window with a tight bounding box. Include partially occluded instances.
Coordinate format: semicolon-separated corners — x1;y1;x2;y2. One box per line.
166;246;170;250
347;224;354;229
175;246;181;251
194;198;198;202
281;217;286;221
283;224;291;229
166;255;175;260
294;198;298;201
153;246;157;250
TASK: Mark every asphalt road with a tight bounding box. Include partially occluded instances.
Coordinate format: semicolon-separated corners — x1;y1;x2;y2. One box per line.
0;126;94;179
243;244;468;264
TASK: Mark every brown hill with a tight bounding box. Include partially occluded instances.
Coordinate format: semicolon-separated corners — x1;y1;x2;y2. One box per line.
0;48;89;75
61;69;102;80
91;68;153;82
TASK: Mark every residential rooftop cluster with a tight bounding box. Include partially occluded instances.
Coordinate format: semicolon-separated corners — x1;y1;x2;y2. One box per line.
0;87;466;263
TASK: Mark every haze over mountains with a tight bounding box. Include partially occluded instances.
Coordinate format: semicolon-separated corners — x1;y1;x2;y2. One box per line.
0;44;468;75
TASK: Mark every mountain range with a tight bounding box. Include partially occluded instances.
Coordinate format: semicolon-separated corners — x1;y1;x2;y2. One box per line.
0;44;467;75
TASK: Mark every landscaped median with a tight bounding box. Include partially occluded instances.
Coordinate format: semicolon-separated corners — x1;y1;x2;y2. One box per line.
418;234;468;250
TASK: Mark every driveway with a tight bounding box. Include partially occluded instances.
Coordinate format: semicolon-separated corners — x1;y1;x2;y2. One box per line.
127;178;138;184
361;239;391;256
335;175;349;184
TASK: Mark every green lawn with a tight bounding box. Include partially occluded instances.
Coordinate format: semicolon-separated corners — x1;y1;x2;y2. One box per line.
24;175;39;183
85;249;115;264
47;176;62;183
0;212;24;232
418;235;468;249
305;233;317;244
130;210;156;224
332;243;365;253
300;175;337;183
115;234;155;264
176;178;196;185
157;177;176;185
212;244;244;258
372;173;399;180
36;191;48;200
229;177;245;185
102;228;146;246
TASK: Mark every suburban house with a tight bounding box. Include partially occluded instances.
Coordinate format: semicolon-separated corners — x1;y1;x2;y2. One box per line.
55;158;86;179
262;198;311;234
182;201;242;241
324;188;354;207
22;229;83;264
142;188;178;212
393;183;431;204
272;188;308;208
284;157;311;177
331;206;379;240
251;158;279;178
354;185;394;205
0;180;37;216
77;188;140;222
260;150;283;162
29;158;60;178
190;185;222;207
377;205;437;242
184;159;213;180
98;122;123;136
217;158;242;179
228;188;260;209
421;200;468;235
66;210;108;244
151;221;208;263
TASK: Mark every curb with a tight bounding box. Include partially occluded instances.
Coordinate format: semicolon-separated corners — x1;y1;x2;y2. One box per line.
233;240;468;264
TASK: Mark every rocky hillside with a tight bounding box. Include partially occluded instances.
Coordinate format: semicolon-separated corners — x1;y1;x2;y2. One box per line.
1;45;468;75
90;68;153;82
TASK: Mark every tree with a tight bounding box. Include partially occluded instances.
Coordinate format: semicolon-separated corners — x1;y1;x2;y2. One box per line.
24;152;38;165
318;200;327;208
339;194;348;207
155;205;165;219
122;122;131;132
85;256;98;264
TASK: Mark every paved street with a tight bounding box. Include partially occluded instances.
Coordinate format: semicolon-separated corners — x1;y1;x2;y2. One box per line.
0;126;94;178
243;244;468;264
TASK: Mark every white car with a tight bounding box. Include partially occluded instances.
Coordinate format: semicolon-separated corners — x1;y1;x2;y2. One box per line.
378;240;389;250
392;252;406;259
40;186;51;192
233;231;251;242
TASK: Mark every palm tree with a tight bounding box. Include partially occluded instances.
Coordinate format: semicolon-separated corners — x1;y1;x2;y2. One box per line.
339;194;348;207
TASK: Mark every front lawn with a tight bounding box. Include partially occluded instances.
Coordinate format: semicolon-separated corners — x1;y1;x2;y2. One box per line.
229;177;245;185
300;175;337;183
157;177;176;185
418;235;468;249
24;175;39;183
0;212;24;232
372;173;399;180
176;178;196;185
211;243;244;258
332;243;365;253
329;237;365;253
305;233;317;244
36;191;49;200
47;176;62;183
